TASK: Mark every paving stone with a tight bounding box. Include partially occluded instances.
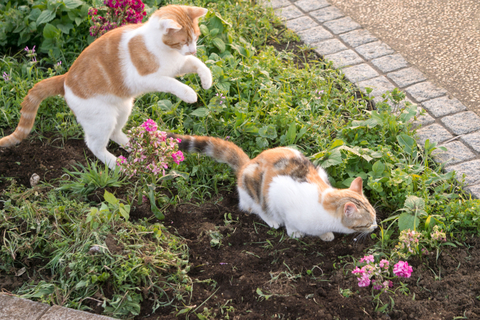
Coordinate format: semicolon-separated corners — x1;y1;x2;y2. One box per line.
415;123;454;146
0;294;51;320
275;5;304;20
339;29;378;48
461;131;480;153
355;41;395;60
387;67;426;88
295;0;330;12
405;82;447;102
441;111;480;135
39;305;115;320
466;184;480;199
411;106;435;128
445;160;480;186
261;0;290;9
297;26;333;44
371;54;408;73
286;16;318;32
314;39;347;56
324;49;364;68
357;76;396;100
421;96;467;118
310;6;344;23
342;64;379;83
323;17;361;35
432;141;476;166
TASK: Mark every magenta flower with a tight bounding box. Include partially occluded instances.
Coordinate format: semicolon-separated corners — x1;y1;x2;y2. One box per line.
2;72;10;82
172;151;184;165
141;119;158;132
393;261;413;278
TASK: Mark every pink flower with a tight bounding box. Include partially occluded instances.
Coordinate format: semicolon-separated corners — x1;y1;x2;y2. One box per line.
117;155;127;165
359;255;374;264
172;151;184;165
379;259;389;269
141;119;158;132
393;261;413;278
351;267;364;275
357;273;371;287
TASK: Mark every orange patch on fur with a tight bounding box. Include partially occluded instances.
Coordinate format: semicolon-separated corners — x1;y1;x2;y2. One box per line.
65;24;141;99
128;34;159;76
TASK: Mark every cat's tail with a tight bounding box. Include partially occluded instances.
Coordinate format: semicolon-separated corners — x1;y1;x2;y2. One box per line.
168;134;250;172
0;74;66;147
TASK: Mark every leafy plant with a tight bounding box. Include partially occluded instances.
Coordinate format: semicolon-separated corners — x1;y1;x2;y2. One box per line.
58;161;125;198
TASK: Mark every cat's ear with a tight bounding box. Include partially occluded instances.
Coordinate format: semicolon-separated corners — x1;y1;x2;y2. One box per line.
344;202;358;217
186;6;208;20
349;177;363;195
159;19;182;33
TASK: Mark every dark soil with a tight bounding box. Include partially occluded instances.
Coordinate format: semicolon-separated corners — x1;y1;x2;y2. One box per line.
1;136;480;320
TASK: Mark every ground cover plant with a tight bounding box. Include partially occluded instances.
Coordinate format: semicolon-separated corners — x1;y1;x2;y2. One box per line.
2;0;480;318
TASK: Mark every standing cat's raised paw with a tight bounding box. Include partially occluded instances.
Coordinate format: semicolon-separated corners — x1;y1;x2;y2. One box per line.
182;87;198;103
199;68;212;90
320;232;335;242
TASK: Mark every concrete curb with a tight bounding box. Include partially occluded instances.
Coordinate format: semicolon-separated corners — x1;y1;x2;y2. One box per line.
0;293;116;320
263;0;480;198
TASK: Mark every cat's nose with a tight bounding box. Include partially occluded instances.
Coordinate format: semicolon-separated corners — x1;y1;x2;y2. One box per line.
188;50;197;56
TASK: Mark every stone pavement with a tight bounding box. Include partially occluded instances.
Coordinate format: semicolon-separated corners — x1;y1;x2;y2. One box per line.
0;293;116;320
264;0;480;198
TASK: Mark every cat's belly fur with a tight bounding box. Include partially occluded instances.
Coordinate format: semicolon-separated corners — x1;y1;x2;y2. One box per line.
239;175;354;236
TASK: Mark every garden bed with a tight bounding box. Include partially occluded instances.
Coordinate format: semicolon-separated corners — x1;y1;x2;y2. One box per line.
1;137;480;320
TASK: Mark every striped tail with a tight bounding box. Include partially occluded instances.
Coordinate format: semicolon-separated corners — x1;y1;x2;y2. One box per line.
168;133;250;172
0;74;66;147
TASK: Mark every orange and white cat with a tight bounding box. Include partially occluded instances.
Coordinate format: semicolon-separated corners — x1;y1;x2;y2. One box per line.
0;5;212;169
168;134;377;240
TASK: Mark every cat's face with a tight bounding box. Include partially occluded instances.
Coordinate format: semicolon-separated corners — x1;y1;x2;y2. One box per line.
325;177;377;234
154;5;207;55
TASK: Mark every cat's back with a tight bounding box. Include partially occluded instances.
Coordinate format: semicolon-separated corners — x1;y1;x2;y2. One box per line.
65;24;142;99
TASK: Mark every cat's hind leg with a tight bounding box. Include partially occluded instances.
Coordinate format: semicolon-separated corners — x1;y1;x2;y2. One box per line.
65;89;118;169
110;98;134;148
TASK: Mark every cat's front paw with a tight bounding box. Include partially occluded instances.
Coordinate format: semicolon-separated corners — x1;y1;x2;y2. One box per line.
182;87;198;103
320;232;335;242
198;68;212;90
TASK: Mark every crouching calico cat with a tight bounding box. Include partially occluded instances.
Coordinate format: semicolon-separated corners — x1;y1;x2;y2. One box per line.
168;134;377;240
0;5;212;169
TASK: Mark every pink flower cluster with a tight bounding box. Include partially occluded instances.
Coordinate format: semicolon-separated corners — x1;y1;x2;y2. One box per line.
88;0;146;37
352;255;412;291
116;119;184;179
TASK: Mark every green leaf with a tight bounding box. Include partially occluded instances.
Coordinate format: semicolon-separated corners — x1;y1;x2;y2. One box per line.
372;161;385;176
212;38;226;53
258;125;277;139
397;133;416;156
56;23;74;34
157;99;173;111
29;8;42;21
36;10;56;25
190;107;210;117
43;23;60;39
199;24;209;36
321;148;342;169
286;122;296;144
209;28;219;37
256;137;268;149
404;195;425;212
63;0;84;9
398;212;419;231
103;190;118;205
